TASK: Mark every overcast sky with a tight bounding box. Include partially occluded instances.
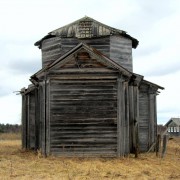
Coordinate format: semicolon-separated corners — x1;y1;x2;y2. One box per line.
0;0;180;125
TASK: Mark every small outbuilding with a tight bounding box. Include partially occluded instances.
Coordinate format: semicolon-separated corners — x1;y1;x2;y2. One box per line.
21;16;164;157
165;118;180;137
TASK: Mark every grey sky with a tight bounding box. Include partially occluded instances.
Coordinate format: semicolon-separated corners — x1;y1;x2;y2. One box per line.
0;0;180;125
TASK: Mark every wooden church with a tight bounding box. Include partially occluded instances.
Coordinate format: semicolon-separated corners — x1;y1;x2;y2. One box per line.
21;16;164;157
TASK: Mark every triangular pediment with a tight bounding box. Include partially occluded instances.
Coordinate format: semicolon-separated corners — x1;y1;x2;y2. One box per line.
32;43;132;78
52;48;116;72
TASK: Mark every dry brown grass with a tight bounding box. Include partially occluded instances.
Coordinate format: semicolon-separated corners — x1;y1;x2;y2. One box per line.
0;136;179;180
0;133;21;140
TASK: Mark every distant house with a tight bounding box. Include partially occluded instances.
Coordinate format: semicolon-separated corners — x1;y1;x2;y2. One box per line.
165;118;180;137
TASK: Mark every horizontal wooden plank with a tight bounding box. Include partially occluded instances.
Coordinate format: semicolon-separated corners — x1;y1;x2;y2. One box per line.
50;125;117;130
51;152;116;157
50;147;116;152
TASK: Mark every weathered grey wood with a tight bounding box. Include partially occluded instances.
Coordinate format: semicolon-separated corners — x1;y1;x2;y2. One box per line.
20;17;163;157
21;93;27;149
110;36;133;72
156;134;161;157
133;85;139;157
46;79;50;155
125;82;130;154
149;93;155;149
40;81;46;156
35;88;39;150
117;75;128;157
49;78;117;156
117;75;122;157
41;37;110;67
161;135;168;158
139;83;150;152
128;85;134;153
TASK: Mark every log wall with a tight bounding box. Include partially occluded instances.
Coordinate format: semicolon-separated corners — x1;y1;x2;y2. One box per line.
41;37;110;67
41;35;133;71
49;78;118;157
110;36;132;72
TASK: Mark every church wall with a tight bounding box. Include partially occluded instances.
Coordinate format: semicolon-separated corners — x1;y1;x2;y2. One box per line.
110;35;132;72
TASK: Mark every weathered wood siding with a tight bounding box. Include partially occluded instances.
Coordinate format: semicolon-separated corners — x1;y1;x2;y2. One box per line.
41;35;133;71
139;88;149;151
41;37;62;67
49;79;117;157
21;90;36;149
21;93;27;149
139;85;150;151
21;87;41;150
110;36;132;72
41;37;110;67
139;83;157;152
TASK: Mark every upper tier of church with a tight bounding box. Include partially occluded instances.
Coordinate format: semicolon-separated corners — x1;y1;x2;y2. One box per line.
35;16;139;72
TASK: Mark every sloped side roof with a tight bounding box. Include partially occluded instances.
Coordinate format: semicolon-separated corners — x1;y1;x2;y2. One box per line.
142;79;164;90
165;118;180;126
35;16;139;48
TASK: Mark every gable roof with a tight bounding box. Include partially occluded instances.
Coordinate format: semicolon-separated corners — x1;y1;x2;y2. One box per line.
165;118;180;126
35;16;139;49
31;42;133;79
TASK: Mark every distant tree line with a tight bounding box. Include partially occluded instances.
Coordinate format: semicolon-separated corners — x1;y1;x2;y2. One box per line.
0;123;21;133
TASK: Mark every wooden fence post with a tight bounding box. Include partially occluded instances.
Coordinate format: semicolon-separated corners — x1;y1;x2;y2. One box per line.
156;134;161;157
161;134;168;158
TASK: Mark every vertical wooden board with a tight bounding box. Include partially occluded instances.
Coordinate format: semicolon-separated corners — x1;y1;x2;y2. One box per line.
117;77;122;157
30;91;36;149
117;76;128;156
128;86;134;152
125;83;130;154
132;86;139;155
35;88;40;150
27;95;30;149
46;79;51;155
139;86;150;152
149;94;155;147
38;85;43;151
21;94;27;149
40;81;46;155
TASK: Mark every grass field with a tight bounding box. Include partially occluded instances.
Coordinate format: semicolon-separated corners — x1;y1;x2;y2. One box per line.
0;133;179;179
